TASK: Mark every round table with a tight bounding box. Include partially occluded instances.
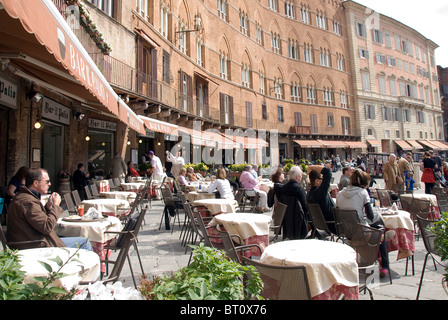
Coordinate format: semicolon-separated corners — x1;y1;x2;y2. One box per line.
260;239;359;300
193;198;238;215
209;212;271;256
18;247;100;290
81;198;130;217
99;191;137;202
379;208;415;260
186;191;215;202
55;216;122;273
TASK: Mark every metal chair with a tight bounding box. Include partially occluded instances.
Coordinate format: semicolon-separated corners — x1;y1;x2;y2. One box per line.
215;224;262;264
307;203;338;241
343;221;382;300
84;185;94;199
159;185;183;232
416;215;446;300
63;193;78;214
242;256;312;300
269;202;287;242
71;189;82;206
376;189;393;207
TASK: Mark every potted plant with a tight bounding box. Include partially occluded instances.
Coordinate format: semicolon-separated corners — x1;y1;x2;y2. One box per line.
229;163;246;177
138;244;263;300
430;212;448;295
57;169;71;182
138;162;152;176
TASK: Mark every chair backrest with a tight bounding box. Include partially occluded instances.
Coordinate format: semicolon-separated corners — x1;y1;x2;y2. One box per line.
399;193;413;211
411;199;431;221
63;193;76;212
104;231;135;284
242;257;312;300
71;190;82;206
435;193;448;213
84;186;94;199
235;188;245;205
90;184;100;197
215;225;243;263
108;179;115;188
271;202;287;228
416;215;439;256
307;203;331;234
376;189;392;207
160;186;176;207
333;208;360;240
113;178;122;187
0;226;7;250
343;222;382;268
116;208;146;247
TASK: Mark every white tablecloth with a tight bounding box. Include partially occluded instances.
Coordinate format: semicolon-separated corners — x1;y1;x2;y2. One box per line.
400;193;438;207
186;191;215;202
120;182;145;191
380;208;414;231
99;191;137;201
18;247;100;290
193;198;238;215
55;216;122;243
91;180;110;192
81;198;130;216
260;239;359;298
209;212;272;240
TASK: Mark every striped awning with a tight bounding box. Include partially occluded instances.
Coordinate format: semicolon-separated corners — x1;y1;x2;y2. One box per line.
394;140;412;151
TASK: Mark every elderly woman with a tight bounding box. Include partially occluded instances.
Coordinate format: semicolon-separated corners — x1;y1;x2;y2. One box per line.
208;168;234;200
278;166;309;240
382;154;399;191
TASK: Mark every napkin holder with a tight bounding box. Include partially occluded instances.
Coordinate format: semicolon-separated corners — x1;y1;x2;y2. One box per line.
83;207;102;220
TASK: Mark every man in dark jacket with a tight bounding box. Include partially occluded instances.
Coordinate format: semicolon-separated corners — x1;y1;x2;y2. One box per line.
7;168;92;250
306;165;336;234
73;163;89;200
279;166;309;239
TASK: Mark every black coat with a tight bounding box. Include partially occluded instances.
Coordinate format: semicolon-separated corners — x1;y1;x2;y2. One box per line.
279;179;309;239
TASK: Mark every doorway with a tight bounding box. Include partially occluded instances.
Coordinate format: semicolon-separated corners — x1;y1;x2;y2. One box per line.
41;122;63;192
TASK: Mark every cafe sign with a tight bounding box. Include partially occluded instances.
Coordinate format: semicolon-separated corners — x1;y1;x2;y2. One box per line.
89;118;117;131
0;75;18;109
42;97;70;125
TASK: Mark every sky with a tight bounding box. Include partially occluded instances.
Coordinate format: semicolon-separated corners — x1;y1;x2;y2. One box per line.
354;0;448;67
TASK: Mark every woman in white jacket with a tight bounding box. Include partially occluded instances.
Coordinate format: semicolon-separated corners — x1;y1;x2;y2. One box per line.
336;169;390;278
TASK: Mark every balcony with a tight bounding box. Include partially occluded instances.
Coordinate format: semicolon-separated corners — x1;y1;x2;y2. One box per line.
290;126;312;135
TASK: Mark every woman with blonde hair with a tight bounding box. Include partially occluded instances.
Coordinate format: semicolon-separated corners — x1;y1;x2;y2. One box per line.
208;168;234;200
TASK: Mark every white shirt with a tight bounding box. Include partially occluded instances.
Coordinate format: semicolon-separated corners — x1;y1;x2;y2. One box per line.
208;179;235;200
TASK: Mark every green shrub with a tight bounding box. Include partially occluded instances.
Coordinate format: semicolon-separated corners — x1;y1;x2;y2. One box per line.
140;244;263;300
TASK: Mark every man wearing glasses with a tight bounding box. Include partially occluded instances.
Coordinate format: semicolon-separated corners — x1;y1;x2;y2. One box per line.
6;168;92;250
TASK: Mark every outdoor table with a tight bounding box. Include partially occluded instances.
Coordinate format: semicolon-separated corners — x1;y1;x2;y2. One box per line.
185;182;211;192
100;191;137;202
186;191;215;202
120;182;145;193
18;247;100;290
55;216;122;273
128;176;145;183
378;207;415;260
81;198;130;217
91;180;110;193
260;239;359;300
192;198;238;216
209;212;272;257
399;193;440;219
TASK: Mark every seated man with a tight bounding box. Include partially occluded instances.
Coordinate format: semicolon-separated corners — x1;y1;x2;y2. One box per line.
306;164;336;234
239;165;269;212
7;168;92;250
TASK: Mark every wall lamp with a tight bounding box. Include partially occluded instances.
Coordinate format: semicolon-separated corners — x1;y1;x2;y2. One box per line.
27;91;43;103
175;13;202;35
75;111;85;121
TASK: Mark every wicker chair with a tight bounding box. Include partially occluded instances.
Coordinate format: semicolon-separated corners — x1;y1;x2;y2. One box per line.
242;256;312;300
269;202;287;242
343;222;382;300
416;215;446;300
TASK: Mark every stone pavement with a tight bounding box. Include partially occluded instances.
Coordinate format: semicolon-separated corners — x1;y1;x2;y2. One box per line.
115;171;447;301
